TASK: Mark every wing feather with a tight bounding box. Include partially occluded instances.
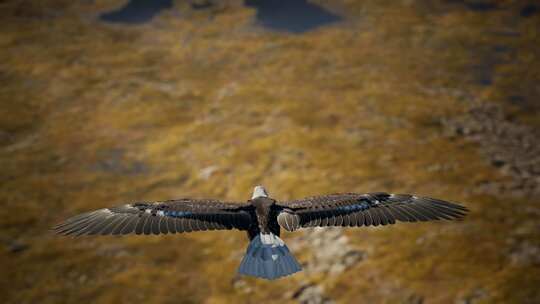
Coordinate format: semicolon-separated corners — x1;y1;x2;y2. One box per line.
364;210;373;226
335;213;343;226
174;218;182;233
380;207;395;225
111;216;130;235
135;215;147;235
184;218;193;233
377;208;389;226
370;209;381;226
400;205;429;221
56;212;102;234
166;217;176;234
342;211;351;226
348;210;359;226
354;212;365;227
312;212;322;227
393;205;417;222
98;216;123;235
326;211;336;226
121;217;138;235
157;216;167;234
386;206;408;222
151;216;160;235
143;216;153;235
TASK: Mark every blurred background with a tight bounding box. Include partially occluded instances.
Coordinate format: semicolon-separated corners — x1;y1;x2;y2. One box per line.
1;0;539;303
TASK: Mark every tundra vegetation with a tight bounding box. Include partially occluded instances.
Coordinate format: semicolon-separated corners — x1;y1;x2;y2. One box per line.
1;0;539;303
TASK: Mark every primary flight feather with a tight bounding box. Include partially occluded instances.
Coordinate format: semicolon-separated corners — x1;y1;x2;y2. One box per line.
54;186;468;280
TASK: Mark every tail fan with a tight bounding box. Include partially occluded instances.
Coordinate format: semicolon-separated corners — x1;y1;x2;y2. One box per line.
238;233;302;280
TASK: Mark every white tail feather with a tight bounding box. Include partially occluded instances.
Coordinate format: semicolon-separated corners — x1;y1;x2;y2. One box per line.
238;233;302;280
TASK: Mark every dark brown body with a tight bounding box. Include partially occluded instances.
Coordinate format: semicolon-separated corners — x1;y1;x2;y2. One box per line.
246;196;281;240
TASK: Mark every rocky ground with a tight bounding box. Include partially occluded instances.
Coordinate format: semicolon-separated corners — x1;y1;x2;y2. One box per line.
443;102;540;198
286;98;540;304
1;0;539;303
291;99;540;304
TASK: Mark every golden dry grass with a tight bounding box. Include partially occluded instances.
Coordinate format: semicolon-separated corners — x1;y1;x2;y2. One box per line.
1;0;539;303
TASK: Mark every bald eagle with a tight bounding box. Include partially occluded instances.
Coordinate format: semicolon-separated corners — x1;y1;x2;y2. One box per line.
53;186;468;280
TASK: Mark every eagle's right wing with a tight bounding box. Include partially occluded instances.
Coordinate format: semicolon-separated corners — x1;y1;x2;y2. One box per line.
53;199;253;236
276;193;468;232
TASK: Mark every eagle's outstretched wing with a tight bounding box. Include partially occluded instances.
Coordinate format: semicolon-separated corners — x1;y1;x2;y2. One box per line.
276;193;468;232
53;199;253;236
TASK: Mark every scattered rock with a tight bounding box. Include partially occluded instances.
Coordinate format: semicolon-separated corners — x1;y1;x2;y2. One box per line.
216;82;239;101
78;275;87;284
191;0;215;10
456;288;488;304
286;227;365;303
406;293;424;304
92;148;148;175
231;276;253;294
292;283;334;304
509;241;540;266
292;227;365;276
198;165;219;180
4;239;29;253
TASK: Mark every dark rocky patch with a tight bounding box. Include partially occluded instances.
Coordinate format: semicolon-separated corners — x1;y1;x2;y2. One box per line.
100;0;173;24
92;149;148;175
446;0;498;12
244;0;341;33
520;4;538;17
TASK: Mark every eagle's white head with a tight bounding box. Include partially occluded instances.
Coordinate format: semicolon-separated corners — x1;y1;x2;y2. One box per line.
252;185;269;199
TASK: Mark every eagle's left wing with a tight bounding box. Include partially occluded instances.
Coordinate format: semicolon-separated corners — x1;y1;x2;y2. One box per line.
53;199;253;236
276;193;468;232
